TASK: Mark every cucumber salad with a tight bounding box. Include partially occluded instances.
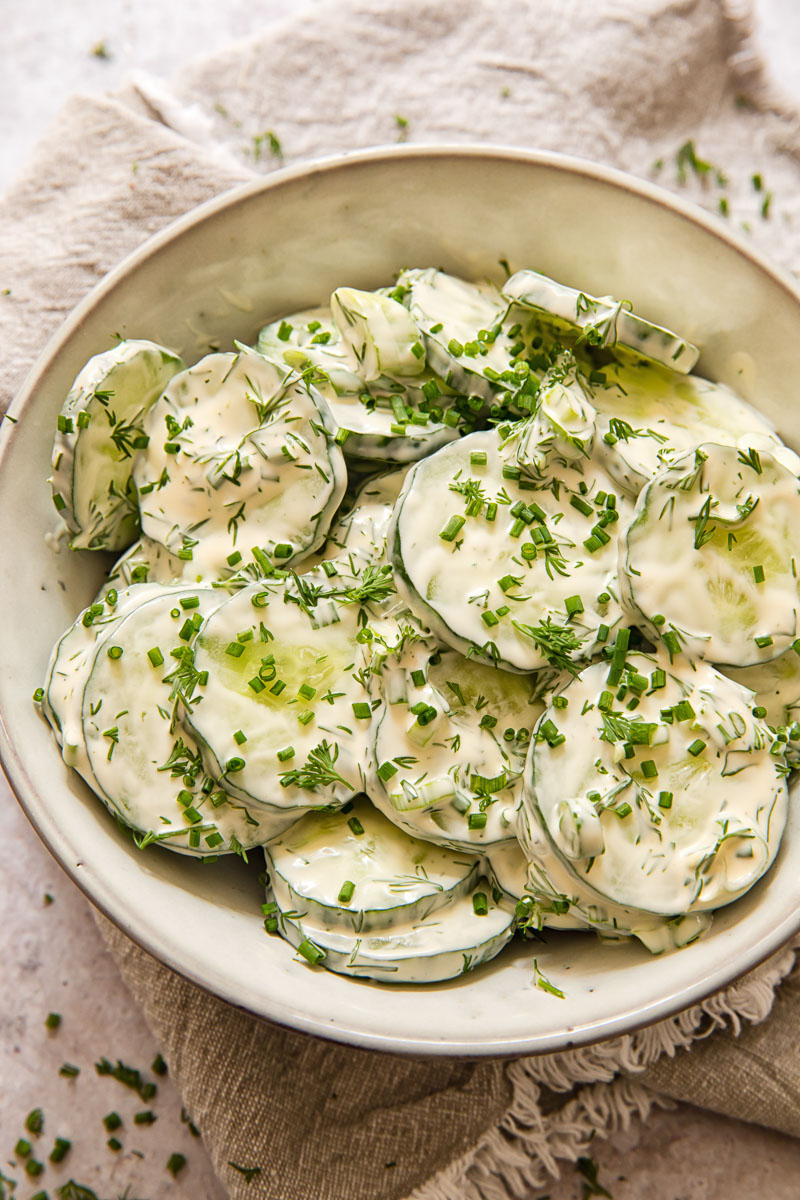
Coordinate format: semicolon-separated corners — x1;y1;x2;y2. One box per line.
38;267;800;984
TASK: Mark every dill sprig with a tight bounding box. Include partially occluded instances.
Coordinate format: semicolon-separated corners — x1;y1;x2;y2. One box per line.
279;739;353;792
512;616;584;675
342;563;396;606
691;495;716;550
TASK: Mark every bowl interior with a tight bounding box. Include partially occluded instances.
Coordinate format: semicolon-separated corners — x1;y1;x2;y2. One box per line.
2;146;800;1056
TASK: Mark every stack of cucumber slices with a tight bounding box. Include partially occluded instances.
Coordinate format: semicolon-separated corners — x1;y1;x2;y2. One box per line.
39;268;799;984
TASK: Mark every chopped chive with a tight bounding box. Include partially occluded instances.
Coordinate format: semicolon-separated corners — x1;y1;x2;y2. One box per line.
661;630;681;658
658;790;673;809
274;543;293;559
269;679;286;695
502;465;521;481
448;338;464;356
467;812;487;829
15;1138;31;1158
106;644;123;660
598;690;614;711
167;1152;187;1177
570;495;593;517
134;1110;157;1125
32;686;45;703
59;1063;80;1077
297;938;325;965
481;610;499;627
204;831;224;848
410;668;426;686
147;646;164;668
596;624;609;643
479;713;498;729
45;1011;61;1030
755;634;774;648
470;451;487;466
652;613;665;626
472;891;488;916
297;710;314;725
377;761;398;781
439;514;466;542
753;706;767;719
649;669;666;691
298;682;316;700
225;757;246;773
233;729;247;745
25;1108;44;1135
180;595;200;609
564;595;584;617
52;492;67;511
227;550;243;566
49;1136;71;1163
687;739;707;757
248;676;266;693
615;802;632;819
753;564;765;584
25;1160;44;1178
338;880;355;904
640;759;658;779
352;702;372;719
225;641;245;657
485;502;497;522
108;1136;123;1151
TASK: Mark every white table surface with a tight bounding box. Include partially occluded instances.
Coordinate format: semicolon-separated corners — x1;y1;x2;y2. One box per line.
3;1;800;1197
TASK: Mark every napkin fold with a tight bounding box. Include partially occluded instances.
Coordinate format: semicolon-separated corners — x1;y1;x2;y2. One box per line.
5;1;800;1196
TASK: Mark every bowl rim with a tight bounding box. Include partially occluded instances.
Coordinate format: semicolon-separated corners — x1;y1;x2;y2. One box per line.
4;141;800;1059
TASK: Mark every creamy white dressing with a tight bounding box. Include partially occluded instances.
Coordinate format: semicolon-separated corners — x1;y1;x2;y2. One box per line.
390;427;632;672
134;348;347;578
623;443;800;666
266;796;480;932
369;642;539;850
186;581;375;812
526;653;787;915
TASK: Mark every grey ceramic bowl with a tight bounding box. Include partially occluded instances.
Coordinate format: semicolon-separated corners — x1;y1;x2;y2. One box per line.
2;145;799;1057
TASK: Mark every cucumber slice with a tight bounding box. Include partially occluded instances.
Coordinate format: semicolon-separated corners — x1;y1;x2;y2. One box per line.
50;339;185;551
722;647;800;763
502;270;699;373
257;307;459;462
388;426;632;672
368;643;541;851
622;443;800;666
81;587;290;856
323;467;410;568
330;287;426;380
265;796;480;933
276;879;513;982
583;359;780;496
133;347;347;577
43;583;167;772
102;536;186;595
185;581;376;812
525;652;788;916
512;807;712;951
401;268;511;402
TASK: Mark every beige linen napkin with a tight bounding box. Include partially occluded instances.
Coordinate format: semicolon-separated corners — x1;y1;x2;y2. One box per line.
4;1;800;1196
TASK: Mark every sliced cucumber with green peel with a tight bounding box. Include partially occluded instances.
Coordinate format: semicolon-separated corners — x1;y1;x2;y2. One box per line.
583;359;779;496
257;306;459;462
525;651;787;916
401;268;513;402
622;443;800;666
133;347;347;577
368;642;540;851
512;807;712;951
322;467;410;568
722;646;800;763
50;339;185;551
81;588;289;855
265;796;480;933
43;583;167;773
276;878;513;982
102;535;186;595
502;270;699;373
185;581;375;812
388;426;632;672
331;286;427;380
